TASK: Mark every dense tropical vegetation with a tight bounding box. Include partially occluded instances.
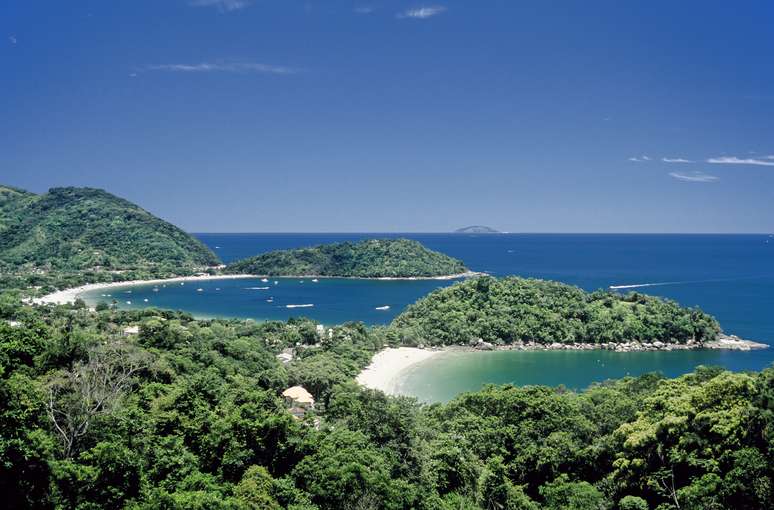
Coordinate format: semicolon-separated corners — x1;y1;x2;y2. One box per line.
0;186;220;272
392;276;721;345
225;239;468;278
0;295;771;510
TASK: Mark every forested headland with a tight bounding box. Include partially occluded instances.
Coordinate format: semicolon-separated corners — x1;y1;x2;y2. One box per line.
0;185;222;296
224;239;468;278
0;186;220;273
393;276;721;346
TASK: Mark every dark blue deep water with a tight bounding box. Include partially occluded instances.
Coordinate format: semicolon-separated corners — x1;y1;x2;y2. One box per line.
82;234;774;392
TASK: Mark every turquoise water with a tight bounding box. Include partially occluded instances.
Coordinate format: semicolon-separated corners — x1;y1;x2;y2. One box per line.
396;349;772;403
81;234;774;395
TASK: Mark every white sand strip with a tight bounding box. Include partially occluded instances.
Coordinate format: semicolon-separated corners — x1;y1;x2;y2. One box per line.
32;274;255;305
356;347;441;395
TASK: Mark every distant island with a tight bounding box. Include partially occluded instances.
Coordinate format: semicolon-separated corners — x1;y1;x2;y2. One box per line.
454;225;501;234
225;238;470;278
393;276;724;348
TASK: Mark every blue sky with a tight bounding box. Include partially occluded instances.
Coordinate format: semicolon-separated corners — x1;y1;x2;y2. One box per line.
2;1;774;232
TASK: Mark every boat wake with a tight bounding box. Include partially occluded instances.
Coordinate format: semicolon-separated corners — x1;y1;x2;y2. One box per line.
609;275;771;290
609;281;682;290
286;304;314;308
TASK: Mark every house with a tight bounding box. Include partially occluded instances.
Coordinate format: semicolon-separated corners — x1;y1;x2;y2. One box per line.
276;348;294;364
282;385;314;420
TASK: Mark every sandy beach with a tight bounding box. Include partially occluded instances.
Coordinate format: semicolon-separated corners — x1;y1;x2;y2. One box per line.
32;274;255;305
356;347;442;394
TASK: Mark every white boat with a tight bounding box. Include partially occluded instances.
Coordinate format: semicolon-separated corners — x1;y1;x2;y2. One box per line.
261;278;269;282
143;298;149;302
246;286;270;290
312;278;319;283
197;288;203;292
126;301;132;304
153;288;159;292
375;305;390;310
286;304;314;308
274;281;278;285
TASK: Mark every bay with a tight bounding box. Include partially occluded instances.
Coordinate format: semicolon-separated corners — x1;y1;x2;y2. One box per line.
80;233;774;397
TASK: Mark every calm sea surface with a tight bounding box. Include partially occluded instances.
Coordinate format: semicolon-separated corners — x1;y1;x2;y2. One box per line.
81;233;774;400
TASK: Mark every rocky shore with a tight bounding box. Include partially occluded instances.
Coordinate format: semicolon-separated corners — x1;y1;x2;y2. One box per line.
464;334;768;352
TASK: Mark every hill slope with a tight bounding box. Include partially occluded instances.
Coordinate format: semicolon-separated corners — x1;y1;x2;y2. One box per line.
392;276;721;345
0;186;220;270
0;185;37;233
225;238;468;277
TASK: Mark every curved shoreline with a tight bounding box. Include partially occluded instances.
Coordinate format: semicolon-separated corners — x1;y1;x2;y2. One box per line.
356;347;443;394
32;271;483;306
32;274;256;305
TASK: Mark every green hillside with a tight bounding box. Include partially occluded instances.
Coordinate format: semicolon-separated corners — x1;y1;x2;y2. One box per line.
0;185;37;233
226;238;468;277
392;276;721;345
0;186;220;271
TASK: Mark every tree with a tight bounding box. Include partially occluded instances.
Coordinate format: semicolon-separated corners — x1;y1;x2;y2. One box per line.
619;496;648;510
46;340;148;457
539;475;607;510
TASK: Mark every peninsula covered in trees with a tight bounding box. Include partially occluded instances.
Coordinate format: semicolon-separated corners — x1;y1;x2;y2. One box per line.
393;276;722;346
225;239;469;278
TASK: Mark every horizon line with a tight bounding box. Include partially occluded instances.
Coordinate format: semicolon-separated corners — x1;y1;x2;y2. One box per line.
190;231;774;235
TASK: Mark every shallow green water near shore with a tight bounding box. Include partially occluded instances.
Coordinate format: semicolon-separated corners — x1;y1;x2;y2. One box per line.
394;348;773;402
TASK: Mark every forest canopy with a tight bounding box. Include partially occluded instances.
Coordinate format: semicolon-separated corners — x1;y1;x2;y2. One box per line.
0;298;770;510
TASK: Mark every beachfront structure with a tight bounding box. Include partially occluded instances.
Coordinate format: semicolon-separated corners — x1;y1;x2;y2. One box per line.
282;385;315;419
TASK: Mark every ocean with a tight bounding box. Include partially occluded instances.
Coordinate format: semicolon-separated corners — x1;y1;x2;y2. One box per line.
81;233;774;399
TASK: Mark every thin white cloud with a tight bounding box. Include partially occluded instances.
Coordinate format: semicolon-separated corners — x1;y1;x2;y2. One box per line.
145;62;298;75
354;6;375;14
190;0;252;12
628;155;651;162
398;5;447;19
662;157;694;164
669;171;719;183
707;156;774;167
9;34;17;45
